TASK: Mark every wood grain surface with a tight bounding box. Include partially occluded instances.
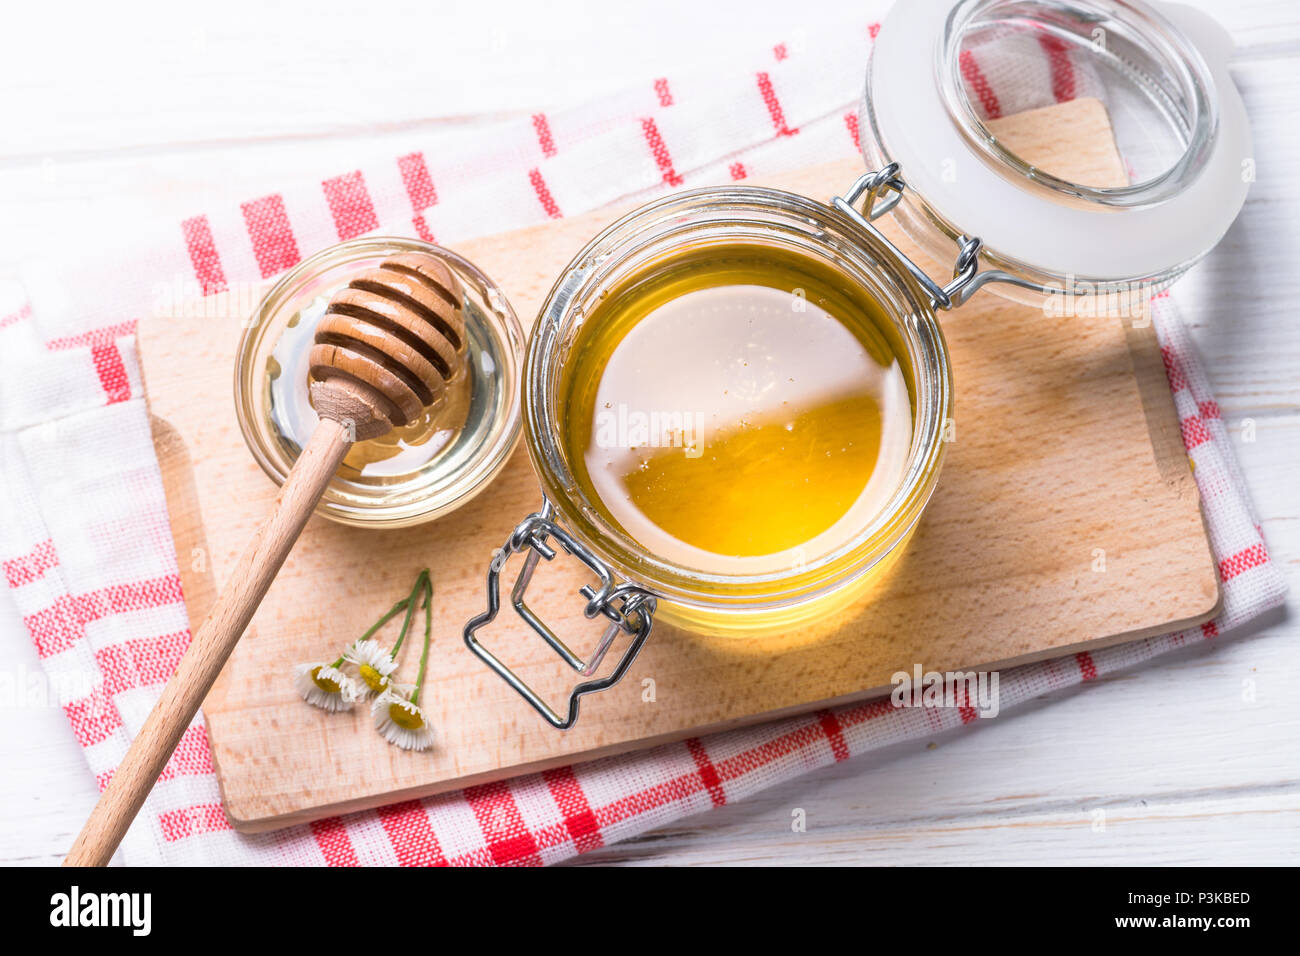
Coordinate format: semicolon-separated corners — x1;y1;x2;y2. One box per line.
134;103;1219;831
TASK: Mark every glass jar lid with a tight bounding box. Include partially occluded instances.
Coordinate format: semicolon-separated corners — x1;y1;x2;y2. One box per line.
861;0;1251;296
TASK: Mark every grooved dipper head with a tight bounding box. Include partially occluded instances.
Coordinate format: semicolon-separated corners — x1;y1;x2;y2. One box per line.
308;253;467;441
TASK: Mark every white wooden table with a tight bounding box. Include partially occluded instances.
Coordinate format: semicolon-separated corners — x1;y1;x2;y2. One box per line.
0;0;1295;866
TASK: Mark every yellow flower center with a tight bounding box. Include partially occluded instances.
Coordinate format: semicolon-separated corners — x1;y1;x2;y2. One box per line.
389;701;425;730
311;666;341;694
359;664;388;692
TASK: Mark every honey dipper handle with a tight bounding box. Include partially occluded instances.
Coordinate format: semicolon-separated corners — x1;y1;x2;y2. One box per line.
63;417;353;867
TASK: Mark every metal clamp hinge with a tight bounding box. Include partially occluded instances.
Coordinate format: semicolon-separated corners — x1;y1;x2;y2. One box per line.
833;163;991;311
463;502;657;729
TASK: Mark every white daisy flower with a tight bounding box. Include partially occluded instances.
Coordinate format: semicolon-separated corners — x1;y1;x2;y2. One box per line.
294;662;360;712
372;688;434;751
343;639;400;698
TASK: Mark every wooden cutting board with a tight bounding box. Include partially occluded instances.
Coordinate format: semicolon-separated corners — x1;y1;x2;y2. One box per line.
137;98;1220;832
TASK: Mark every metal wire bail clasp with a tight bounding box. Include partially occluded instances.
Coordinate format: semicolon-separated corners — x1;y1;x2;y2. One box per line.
463;501;657;729
833;163;986;310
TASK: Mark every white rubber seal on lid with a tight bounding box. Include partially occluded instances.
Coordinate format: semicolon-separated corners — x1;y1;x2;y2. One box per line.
870;0;1252;282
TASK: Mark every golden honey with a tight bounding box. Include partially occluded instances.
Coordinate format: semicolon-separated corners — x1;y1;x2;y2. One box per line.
560;242;915;577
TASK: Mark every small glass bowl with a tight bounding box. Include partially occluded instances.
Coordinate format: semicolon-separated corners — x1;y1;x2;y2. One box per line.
235;237;525;529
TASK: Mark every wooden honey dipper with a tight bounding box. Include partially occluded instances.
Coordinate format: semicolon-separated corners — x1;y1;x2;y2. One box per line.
64;253;467;866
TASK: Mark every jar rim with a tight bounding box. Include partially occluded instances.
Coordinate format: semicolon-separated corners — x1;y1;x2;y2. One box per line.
524;186;953;610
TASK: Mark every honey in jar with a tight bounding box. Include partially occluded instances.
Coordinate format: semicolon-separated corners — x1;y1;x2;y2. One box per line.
560;243;914;576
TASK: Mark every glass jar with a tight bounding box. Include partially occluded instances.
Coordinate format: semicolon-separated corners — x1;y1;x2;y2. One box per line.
235;237;525;528
531;190;952;627
462;0;1252;729
466;173;976;727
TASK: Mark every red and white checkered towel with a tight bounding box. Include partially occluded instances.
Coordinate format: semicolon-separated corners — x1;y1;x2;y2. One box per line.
0;4;1285;866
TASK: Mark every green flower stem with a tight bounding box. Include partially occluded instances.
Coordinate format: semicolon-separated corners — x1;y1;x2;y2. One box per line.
391;569;430;657
411;575;434;706
361;597;410;644
334;592;414;670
